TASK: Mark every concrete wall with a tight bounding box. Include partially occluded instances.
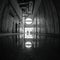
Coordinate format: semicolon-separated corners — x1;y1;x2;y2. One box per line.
34;0;60;48
35;0;59;34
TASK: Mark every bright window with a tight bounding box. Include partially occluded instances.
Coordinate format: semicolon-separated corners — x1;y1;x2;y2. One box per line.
25;28;33;39
25;18;32;24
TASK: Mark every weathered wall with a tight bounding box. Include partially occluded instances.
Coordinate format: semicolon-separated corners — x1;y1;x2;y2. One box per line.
0;0;18;47
0;0;19;33
35;0;59;34
34;0;59;48
0;0;6;32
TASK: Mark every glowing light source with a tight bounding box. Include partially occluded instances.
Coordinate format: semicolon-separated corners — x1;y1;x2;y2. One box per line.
25;18;32;24
25;28;33;39
25;41;32;48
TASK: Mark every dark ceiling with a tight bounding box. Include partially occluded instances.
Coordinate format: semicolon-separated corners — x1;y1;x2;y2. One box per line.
17;0;35;3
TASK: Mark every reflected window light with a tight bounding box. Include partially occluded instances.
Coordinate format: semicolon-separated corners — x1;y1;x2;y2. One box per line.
25;41;32;48
25;18;32;24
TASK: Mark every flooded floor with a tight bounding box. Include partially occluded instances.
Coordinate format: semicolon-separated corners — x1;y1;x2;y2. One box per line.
0;36;60;60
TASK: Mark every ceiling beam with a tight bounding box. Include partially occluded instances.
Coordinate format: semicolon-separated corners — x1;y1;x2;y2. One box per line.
9;0;23;20
31;0;41;19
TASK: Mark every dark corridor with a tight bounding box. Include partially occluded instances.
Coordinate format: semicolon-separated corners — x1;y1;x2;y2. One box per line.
0;0;60;60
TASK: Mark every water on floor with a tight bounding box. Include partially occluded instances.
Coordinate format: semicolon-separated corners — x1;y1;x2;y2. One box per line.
0;35;60;60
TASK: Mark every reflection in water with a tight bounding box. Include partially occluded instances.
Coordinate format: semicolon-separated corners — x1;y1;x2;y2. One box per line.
0;35;60;60
25;41;32;48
